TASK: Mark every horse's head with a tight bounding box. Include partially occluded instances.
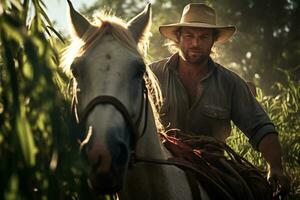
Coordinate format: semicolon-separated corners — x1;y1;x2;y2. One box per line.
65;0;152;193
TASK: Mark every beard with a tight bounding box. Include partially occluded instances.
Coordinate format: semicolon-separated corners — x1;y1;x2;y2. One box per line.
180;47;211;65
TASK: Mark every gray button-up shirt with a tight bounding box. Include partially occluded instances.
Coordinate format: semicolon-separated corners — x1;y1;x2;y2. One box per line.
150;53;277;149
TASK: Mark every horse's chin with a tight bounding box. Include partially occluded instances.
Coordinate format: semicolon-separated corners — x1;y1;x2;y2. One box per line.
88;170;124;194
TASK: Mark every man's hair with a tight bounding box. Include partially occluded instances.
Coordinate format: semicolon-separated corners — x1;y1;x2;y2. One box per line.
165;27;220;54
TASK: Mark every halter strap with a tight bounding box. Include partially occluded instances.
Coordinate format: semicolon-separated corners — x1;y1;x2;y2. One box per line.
77;79;148;150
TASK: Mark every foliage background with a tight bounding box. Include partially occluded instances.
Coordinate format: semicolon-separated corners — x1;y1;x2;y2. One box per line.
0;0;299;199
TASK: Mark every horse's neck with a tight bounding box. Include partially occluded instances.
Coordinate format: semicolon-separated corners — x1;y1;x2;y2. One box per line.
121;104;194;200
135;105;167;160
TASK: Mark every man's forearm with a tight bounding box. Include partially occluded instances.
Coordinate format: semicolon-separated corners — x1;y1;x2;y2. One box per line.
258;133;290;195
258;133;283;170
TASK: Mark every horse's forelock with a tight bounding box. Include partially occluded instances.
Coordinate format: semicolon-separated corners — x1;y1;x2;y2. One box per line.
61;13;145;72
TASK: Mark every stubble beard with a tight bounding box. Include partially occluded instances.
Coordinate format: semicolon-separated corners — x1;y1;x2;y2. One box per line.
180;48;211;65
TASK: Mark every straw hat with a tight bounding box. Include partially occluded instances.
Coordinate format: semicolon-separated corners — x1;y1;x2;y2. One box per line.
159;3;236;44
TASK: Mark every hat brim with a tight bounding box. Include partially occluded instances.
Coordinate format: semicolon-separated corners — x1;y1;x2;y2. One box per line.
159;22;236;44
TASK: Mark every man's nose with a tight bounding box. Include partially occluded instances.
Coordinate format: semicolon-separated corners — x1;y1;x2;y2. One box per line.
191;38;200;46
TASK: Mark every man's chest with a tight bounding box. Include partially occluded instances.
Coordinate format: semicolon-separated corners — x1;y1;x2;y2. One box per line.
178;72;206;105
162;70;232;118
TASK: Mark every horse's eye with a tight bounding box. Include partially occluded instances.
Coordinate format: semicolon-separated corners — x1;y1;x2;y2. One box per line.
71;64;80;77
134;60;146;78
70;57;86;78
136;67;145;78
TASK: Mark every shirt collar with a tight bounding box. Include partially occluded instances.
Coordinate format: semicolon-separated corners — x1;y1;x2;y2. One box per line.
165;53;217;80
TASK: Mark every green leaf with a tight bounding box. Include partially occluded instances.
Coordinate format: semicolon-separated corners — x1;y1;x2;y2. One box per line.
0;0;7;13
0;132;3;145
16;105;38;166
46;25;65;44
4;174;20;200
23;61;34;80
37;0;53;27
10;0;23;11
1;16;24;45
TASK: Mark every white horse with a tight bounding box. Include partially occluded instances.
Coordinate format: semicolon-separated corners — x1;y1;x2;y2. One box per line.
64;1;213;199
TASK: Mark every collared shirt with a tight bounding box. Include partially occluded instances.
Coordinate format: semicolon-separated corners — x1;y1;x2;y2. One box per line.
150;53;277;149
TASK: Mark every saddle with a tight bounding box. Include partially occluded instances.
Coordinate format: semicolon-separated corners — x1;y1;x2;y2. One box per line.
161;131;274;200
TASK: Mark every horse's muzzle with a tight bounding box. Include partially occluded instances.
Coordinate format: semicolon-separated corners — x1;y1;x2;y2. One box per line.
88;169;124;194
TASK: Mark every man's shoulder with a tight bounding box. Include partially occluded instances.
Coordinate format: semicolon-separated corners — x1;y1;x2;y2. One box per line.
214;62;257;96
214;62;245;83
149;56;173;77
149;57;170;69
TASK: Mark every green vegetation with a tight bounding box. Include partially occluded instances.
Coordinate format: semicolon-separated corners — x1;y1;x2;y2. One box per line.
227;76;300;199
0;0;88;199
0;0;299;199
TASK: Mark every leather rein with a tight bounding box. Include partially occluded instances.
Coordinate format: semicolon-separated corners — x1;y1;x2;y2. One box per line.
73;72;222;173
73;73;232;199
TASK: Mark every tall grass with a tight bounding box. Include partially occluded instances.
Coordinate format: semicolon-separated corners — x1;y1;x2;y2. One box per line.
0;0;88;199
0;0;299;199
227;75;300;199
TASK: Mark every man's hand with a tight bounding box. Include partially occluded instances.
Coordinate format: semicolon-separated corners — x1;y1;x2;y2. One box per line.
258;133;290;197
268;167;290;197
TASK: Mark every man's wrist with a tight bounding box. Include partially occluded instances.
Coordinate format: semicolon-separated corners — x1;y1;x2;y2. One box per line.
268;163;283;172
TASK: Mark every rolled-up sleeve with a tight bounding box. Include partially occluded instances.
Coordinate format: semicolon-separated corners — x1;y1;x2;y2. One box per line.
230;75;278;150
249;123;278;149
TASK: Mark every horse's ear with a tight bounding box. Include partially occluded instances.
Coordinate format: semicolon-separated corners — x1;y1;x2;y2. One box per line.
67;0;91;38
127;3;152;42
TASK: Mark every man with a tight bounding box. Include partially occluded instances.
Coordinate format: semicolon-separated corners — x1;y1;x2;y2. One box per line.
150;3;289;196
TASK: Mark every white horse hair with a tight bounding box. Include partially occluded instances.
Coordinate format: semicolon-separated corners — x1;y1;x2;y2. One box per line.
63;1;210;199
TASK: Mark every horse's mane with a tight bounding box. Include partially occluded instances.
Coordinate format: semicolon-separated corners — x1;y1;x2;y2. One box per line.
61;12;164;132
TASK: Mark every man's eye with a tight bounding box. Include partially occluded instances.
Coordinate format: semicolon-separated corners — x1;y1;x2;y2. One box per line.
184;34;192;38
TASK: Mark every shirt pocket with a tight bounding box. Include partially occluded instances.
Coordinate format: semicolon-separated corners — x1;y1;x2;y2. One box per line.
200;104;230;120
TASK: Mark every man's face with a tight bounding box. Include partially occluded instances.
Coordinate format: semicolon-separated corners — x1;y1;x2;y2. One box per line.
178;27;214;65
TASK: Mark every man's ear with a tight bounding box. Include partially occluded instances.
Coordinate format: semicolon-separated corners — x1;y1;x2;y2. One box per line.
175;28;182;43
212;29;220;43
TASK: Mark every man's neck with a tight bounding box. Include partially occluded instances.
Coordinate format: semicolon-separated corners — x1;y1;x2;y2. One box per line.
178;57;209;78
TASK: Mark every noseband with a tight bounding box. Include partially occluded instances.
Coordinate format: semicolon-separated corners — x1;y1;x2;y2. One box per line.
76;77;148;151
73;74;230;197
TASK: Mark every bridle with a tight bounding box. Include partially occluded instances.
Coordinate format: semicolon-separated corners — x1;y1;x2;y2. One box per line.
75;76;149;153
72;73;231;198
